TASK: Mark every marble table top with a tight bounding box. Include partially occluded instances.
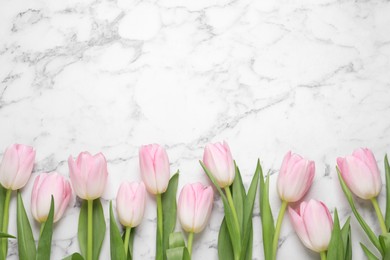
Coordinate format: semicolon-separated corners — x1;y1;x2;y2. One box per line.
1;0;390;259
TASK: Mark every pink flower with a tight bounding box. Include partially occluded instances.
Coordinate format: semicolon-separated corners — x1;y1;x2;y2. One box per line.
178;183;214;233
337;148;381;199
288;199;333;252
139;144;170;195
0;144;35;190
31;172;72;223
203;141;235;188
277;151;315;202
68;152;108;200
116;181;146;228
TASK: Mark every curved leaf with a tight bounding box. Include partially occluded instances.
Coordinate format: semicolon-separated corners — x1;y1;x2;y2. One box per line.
62;253;84;260
232;163;245;234
361;243;379;260
327;209;344;259
109;201;126;260
17;191;36;260
218;218;234;260
37;196;55;260
0;232;15;239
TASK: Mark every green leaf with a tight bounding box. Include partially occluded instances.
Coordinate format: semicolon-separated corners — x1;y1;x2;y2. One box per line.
341;217;352;260
109;201;126;260
385;155;390;230
361;243;379;260
166;247;190;260
259;166;275;260
232;163;245;234
0;232;15;239
162;172;179;260
168;232;186;248
327;209;344;259
36;196;55;260
78;199;106;260
218;218;234;260
17;191;36;260
62;253;84;260
239;160;260;260
200;161;241;258
380;233;390;260
337;167;383;255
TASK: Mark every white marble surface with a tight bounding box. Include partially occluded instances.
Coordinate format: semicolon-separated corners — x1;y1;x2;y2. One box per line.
1;0;390;259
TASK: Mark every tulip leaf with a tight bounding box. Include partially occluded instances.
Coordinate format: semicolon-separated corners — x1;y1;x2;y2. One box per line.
200;161;241;258
240;160;260;260
379;233;390;259
0;232;15;238
16;191;36;260
341;217;352;260
337;167;383;255
168;232;186;248
327;209;344;259
62;253;84;260
232;162;245;234
218;218;234;260
361;243;380;260
78;199;106;260
385;155;390;230
166;247;190;260
109;201;126;260
259;167;275;260
162;172;179;260
36;196;55;260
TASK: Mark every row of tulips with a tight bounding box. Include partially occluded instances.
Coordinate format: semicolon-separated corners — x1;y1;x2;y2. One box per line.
0;143;389;260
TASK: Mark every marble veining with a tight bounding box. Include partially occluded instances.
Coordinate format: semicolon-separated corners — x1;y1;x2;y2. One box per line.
1;0;390;259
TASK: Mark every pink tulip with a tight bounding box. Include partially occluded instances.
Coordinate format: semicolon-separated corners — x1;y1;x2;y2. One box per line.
139;144;170;195
31;172;72;223
0;144;35;190
178;183;214;233
116;181;146;228
288;199;333;253
203;141;235;188
68;152;108;200
337;148;381;199
277;151;315;202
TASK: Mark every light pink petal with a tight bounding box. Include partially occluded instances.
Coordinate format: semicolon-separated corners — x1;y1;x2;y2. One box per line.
68;155;86;199
139;146;158;194
154;146;170;194
288;205;313;250
178;184;196;232
86;153;108;199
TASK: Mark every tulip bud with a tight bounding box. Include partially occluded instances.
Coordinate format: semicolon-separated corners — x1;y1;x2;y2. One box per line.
68;152;108;200
178;183;214;233
0;144;35;190
337;148;381;200
203;141;235;188
288;200;333;253
277;151;315;202
116;181;146;228
139;144;170;195
31;172;72;223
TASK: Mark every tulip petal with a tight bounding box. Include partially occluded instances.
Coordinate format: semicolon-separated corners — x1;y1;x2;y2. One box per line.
288;205;313;250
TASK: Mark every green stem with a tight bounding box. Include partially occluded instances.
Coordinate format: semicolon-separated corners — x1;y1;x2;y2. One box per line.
123;227;131;257
224;186;241;260
187;232;194;256
320;251;327;260
40;222;46;237
272;200;288;260
2;189;11;258
156;194;163;260
87;200;93;260
371;197;387;234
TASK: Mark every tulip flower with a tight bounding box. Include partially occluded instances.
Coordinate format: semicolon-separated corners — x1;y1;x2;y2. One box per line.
68;152;108;200
277;151;315;203
116;181;146;228
0;143;35;258
0;143;35;190
289;200;333;257
273;151;315;260
116;181;146;256
68;151;108;260
337;148;387;234
31;172;72;223
203;141;235;188
178;183;213;255
337;148;381;200
139;144;170;195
